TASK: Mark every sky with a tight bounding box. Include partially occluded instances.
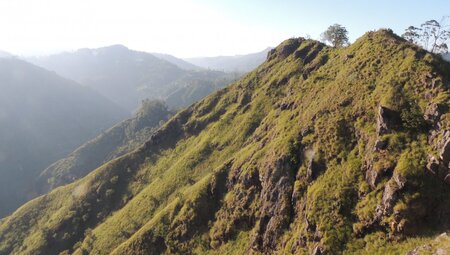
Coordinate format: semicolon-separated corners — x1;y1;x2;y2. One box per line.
0;0;448;58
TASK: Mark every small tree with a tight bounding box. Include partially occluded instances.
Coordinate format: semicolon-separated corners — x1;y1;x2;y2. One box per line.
321;24;349;48
402;17;450;54
420;19;449;54
402;26;421;43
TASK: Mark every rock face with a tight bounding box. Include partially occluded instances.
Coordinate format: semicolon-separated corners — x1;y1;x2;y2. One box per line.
424;103;442;125
251;151;299;252
427;136;450;185
376;106;400;135
365;106;401;189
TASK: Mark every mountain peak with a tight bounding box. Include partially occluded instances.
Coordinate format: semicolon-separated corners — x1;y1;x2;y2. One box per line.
2;31;450;255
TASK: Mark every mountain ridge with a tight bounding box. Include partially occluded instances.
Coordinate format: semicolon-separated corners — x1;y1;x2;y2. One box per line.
28;45;236;112
1;29;450;255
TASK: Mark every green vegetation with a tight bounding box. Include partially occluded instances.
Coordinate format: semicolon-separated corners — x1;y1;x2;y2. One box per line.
36;99;173;194
1;29;450;255
321;24;350;48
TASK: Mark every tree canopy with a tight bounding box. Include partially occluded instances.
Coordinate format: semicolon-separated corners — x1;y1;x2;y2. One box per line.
321;24;349;48
402;17;450;54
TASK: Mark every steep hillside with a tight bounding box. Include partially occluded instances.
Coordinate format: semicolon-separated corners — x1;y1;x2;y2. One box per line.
35;100;173;195
1;30;450;255
28;45;235;111
0;58;127;217
185;47;272;73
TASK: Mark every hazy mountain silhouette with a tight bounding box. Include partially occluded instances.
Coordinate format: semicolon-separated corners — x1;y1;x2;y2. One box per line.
0;58;127;217
184;47;272;73
151;52;201;70
28;45;235;112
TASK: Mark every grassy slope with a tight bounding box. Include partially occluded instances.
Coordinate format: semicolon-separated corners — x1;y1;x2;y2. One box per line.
1;30;450;255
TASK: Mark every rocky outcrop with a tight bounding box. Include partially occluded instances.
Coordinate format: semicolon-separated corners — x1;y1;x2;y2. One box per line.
251;151;299;252
376;106;400;135
306;157;325;183
364;106;401;189
424;103;443;126
426;135;450;185
375;177;401;219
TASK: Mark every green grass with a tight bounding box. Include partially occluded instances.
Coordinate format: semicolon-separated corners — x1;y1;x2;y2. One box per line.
1;29;450;255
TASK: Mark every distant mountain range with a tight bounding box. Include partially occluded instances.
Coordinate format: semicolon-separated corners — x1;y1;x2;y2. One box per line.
184;47;272;73
0;58;127;217
28;45;236;112
151;52;201;70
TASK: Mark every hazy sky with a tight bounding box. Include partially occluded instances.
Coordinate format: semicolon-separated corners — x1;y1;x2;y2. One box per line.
0;0;448;57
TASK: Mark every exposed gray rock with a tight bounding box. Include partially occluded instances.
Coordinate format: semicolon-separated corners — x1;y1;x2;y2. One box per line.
375;178;400;219
365;166;379;189
251;151;299;252
424;103;442;125
365;157;394;189
426;134;450;185
376;106;400;135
